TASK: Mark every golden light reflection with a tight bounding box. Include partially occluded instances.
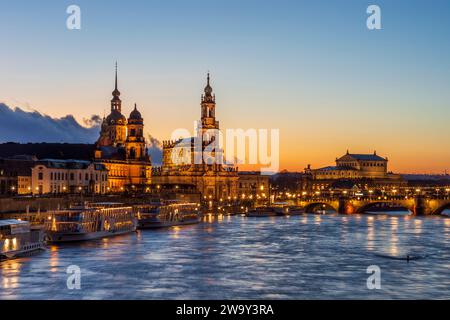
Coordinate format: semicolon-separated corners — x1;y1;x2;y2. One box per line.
171;226;181;239
389;241;399;256
389;218;399;256
102;237;110;249
1;260;21;290
49;245;59;273
314;215;322;224
203;214;214;224
412;218;422;234
365;215;375;251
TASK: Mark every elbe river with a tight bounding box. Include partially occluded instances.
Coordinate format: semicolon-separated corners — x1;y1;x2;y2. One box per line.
1;212;450;299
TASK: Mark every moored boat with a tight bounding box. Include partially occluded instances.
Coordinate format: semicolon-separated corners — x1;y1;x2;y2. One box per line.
247;207;279;217
136;202;201;229
0;219;46;260
247;203;304;217
283;206;305;216
45;202;136;243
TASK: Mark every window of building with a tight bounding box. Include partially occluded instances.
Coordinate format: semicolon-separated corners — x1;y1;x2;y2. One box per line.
38;172;43;180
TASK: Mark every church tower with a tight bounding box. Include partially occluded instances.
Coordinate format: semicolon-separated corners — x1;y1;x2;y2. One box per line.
111;62;122;113
97;63;127;147
199;73;219;138
126;104;147;160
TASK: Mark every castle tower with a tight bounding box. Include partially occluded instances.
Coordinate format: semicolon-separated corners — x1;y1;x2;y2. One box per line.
126;104;146;160
98;63;127;147
199;73;219;137
111;62;122;112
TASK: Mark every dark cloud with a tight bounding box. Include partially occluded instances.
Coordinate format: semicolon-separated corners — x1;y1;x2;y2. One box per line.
83;115;102;127
0;103;100;143
0;103;164;164
147;134;163;165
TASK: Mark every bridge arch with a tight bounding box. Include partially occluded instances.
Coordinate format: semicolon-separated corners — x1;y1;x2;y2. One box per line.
304;202;338;214
355;202;412;214
432;202;450;215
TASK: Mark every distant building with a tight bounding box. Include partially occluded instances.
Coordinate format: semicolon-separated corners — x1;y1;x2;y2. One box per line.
237;172;270;202
307;151;405;191
152;74;239;201
31;159;108;195
94;64;152;192
0;157;36;195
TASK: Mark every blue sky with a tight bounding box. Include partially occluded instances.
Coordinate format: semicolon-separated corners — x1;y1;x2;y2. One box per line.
1;0;450;172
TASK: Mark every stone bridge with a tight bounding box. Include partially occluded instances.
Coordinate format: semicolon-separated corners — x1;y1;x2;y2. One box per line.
296;196;450;216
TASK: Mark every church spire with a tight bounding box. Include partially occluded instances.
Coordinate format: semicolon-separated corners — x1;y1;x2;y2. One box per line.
111;62;122;112
115;62;118;91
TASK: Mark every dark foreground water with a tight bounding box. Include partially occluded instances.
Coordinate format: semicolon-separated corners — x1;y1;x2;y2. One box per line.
1;213;450;300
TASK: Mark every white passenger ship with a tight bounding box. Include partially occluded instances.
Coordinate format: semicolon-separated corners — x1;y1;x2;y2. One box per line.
0;219;46;260
45;202;136;243
136;202;201;229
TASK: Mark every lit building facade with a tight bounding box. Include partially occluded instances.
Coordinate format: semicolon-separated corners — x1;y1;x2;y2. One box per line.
95;64;152;192
31;159;108;195
237;172;271;202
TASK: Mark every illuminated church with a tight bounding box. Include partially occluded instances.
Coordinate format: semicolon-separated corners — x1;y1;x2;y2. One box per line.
152;74;239;200
95;64;152;191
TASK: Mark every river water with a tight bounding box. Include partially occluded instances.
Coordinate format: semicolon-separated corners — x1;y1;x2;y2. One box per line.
1;213;450;299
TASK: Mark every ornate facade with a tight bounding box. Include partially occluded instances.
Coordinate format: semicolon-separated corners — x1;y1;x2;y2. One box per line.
152;74;239;200
95;64;152;192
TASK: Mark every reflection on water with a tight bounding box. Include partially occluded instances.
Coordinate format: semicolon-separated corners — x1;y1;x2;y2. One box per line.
1;214;450;299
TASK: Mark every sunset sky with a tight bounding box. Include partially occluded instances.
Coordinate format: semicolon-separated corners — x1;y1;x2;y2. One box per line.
1;0;450;173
